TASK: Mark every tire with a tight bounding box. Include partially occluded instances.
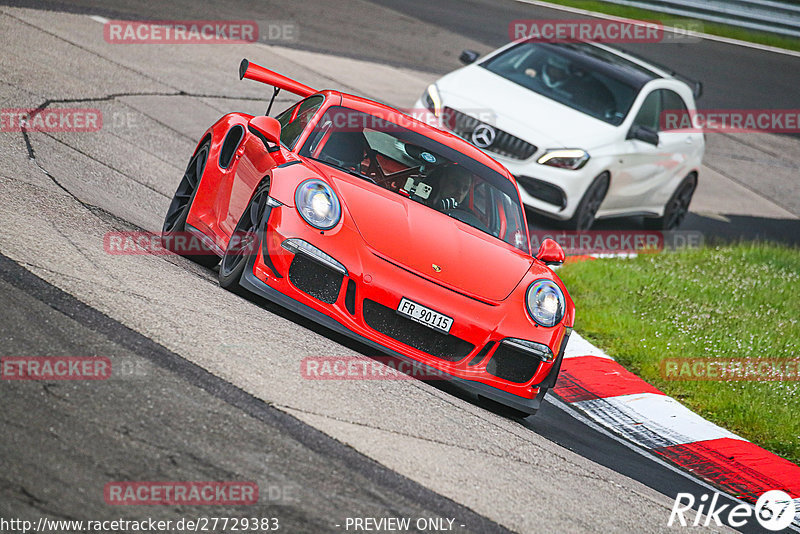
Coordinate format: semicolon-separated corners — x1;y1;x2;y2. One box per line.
162;139;220;268
219;178;272;293
644;174;697;231
564;173;609;231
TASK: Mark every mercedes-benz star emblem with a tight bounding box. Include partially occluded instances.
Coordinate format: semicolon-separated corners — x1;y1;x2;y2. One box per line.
471;124;496;148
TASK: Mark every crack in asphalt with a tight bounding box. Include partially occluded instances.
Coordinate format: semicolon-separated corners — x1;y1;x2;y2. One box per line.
276;403;616;484
17;89;265;204
112;427;244;480
2;478;85;521
41;383;71;402
6;481;84;521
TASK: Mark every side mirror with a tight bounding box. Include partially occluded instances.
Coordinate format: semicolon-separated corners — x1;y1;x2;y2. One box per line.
627;124;659;146
459;49;480;65
536;238;565;266
248;116;282;153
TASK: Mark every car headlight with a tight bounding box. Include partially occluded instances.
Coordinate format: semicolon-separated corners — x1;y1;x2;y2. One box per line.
537;149;590;170
525;280;565;327
295;179;341;230
422;84;443;117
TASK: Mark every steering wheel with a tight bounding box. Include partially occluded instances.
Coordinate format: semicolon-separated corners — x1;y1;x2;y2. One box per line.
445;208;490;233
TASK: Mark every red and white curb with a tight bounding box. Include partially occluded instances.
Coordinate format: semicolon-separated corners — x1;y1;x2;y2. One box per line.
556;332;800;525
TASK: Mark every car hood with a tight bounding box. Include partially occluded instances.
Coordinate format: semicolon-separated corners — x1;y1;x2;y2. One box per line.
436;65;618;150
330;173;533;302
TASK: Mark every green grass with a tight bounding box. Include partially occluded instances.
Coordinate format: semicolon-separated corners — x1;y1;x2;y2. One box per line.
557;243;800;464
540;0;800;53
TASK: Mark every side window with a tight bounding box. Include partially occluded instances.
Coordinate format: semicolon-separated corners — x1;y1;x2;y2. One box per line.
660;90;689;131
632;90;660;131
274;95;324;149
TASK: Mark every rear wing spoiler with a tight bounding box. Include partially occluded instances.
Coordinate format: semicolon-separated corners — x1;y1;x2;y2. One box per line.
239;59;316;98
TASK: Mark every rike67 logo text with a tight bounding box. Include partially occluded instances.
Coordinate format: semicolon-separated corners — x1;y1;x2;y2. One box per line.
669;490;796;531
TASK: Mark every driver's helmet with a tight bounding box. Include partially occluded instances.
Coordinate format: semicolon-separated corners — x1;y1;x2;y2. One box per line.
542;54;571;89
438;165;473;205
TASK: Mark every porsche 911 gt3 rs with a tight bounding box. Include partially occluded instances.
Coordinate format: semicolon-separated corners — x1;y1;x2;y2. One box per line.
162;59;575;415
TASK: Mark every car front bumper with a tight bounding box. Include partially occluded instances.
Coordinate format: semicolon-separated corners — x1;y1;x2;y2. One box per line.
238;200;571;412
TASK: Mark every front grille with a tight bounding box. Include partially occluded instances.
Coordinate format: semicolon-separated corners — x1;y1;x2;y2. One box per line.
486;343;542;383
515;175;567;209
362;299;474;362
445;107;537;160
287;254;344;304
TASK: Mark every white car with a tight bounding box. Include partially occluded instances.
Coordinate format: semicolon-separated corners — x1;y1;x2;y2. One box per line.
414;41;705;230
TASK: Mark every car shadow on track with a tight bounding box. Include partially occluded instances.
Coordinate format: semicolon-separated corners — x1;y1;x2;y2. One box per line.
212;275;535;418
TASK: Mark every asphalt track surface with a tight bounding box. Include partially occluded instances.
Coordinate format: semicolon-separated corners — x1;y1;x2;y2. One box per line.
0;1;797;533
0;255;512;534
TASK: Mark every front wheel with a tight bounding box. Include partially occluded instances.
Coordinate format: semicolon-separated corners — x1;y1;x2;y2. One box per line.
644;174;697;230
219;178;272;293
564;172;609;231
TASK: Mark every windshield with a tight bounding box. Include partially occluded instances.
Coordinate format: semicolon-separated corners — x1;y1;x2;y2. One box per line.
298;105;530;253
481;42;638;125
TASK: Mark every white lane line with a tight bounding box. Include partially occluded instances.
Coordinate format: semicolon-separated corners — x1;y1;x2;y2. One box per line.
564;331;614;359
89;15;109;24
513;0;800;58
574;392;744;448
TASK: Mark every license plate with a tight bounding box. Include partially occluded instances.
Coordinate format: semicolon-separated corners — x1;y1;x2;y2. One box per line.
396;297;453;334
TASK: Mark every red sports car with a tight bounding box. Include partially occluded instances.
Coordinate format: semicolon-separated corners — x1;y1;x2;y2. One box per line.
162;59;575;415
